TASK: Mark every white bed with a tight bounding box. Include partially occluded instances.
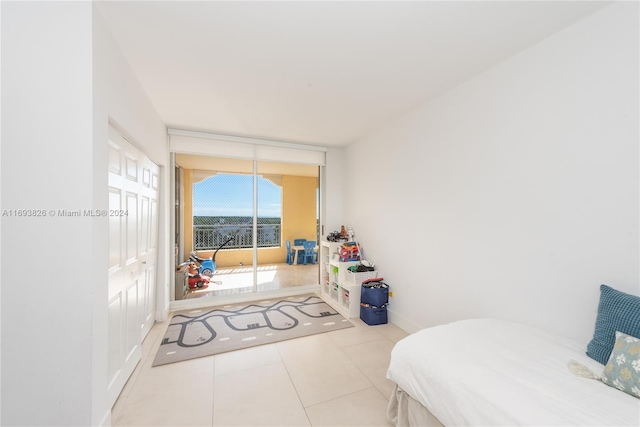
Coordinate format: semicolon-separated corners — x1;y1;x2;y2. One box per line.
386;318;640;426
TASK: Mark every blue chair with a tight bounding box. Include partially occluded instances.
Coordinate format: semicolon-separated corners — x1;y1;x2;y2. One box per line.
285;240;295;265
301;241;317;265
293;239;306;264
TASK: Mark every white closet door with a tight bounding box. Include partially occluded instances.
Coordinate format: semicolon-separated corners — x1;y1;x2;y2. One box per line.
107;125;159;407
138;155;159;338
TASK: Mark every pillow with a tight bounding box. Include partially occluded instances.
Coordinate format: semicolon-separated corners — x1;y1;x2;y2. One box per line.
601;331;640;399
586;285;640;365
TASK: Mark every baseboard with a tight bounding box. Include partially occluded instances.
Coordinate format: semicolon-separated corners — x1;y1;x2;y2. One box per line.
387;307;422;334
96;408;111;427
156;302;171;322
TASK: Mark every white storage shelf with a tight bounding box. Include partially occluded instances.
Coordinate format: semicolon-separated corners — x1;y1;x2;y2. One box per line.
320;241;376;318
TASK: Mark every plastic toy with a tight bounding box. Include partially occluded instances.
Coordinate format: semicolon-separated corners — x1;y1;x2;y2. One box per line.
188;236;234;277
339;241;360;261
326;231;346;242
186;262;210;289
188;252;215;277
176;261;211;289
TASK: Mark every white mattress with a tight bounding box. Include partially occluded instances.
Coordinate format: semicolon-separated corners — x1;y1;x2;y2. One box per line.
386;319;640;426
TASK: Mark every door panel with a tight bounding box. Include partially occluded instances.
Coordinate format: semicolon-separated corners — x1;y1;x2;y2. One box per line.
150;199;158;250
139;157;159;338
107;125;159;407
125;192;138;265
125;281;139;361
108;189;122;270
140;197;149;254
107;294;122;389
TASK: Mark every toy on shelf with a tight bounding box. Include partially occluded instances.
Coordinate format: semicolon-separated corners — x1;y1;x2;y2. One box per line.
347;226;355;241
339;241;360;262
326;230;347;242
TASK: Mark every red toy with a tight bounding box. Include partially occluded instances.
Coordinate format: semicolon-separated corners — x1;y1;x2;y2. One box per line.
186;261;210;289
339;241;360;262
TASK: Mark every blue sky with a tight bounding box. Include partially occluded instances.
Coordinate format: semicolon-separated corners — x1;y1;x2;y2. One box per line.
193;174;282;217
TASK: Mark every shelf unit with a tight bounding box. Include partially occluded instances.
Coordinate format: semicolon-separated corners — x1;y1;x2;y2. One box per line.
320;241;363;318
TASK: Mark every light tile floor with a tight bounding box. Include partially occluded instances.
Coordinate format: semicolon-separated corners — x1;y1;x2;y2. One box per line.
112;299;408;427
185;263;319;299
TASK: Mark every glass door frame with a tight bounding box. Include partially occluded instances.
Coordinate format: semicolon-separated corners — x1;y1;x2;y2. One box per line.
170;155;322;301
168;129;326;305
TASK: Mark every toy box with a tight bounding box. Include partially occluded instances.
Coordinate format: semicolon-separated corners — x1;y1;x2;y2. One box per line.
361;282;389;307
360;304;388;325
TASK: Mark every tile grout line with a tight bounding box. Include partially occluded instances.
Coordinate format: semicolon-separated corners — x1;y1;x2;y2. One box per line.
274;340;313;426
301;330;376;409
337;332;398;402
111;324;165;425
213;359;283;379
211;355;216;427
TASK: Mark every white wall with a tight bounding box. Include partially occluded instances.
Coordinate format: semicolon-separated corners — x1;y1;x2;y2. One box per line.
2;2;94;425
323;147;346;235
1;3;169;426
92;7;169;427
344;2;639;343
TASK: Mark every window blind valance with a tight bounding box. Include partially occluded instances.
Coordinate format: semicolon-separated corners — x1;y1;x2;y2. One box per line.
168;129;326;166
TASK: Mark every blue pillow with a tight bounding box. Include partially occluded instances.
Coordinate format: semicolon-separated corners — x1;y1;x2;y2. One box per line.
586;285;640;365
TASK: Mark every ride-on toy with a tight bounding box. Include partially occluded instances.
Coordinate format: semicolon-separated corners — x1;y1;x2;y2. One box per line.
186;262;210;289
188;236;234;277
176;260;211;289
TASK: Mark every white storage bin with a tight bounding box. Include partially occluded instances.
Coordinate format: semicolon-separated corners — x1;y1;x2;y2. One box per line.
346;270;378;284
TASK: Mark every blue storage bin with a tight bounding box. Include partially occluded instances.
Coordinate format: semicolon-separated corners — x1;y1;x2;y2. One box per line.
360;305;388;325
361;284;389;307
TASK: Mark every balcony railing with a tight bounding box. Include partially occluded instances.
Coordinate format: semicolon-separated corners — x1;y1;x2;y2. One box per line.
193;223;281;250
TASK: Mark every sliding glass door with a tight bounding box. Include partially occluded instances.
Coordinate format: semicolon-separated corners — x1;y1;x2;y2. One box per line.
256;161;320;292
174;155;253;299
173;153;319;300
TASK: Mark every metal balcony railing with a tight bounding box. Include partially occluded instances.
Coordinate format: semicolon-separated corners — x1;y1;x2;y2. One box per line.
193;223;281;250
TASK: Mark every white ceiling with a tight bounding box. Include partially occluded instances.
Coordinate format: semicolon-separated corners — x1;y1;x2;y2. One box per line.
96;1;609;148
